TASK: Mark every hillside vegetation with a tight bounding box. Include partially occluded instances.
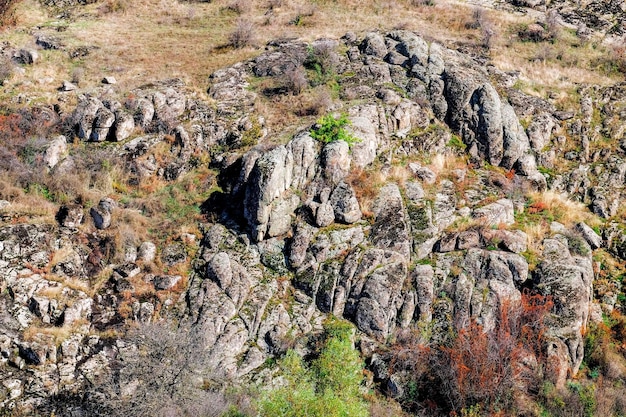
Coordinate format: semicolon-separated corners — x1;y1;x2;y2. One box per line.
1;0;626;416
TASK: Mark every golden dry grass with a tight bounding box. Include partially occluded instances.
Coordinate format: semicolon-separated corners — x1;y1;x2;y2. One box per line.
23;315;90;343
0;2;525;91
1;0;620;114
515;189;602;258
0;195;58;224
45;274;91;294
429;153;468;176
48;245;76;266
528;190;598;227
22;324;77;344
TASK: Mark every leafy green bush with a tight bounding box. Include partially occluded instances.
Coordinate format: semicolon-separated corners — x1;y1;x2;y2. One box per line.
259;319;368;417
310;114;360;148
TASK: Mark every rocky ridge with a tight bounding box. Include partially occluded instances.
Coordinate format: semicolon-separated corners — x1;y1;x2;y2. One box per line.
0;28;625;415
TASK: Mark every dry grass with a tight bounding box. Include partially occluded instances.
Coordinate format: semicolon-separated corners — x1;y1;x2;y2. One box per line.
0;194;57;224
0;0;496;99
387;165;411;186
23;318;90;344
522;221;547;257
348;166;386;219
528;190;597;227
49;245;78;269
36;285;64;300
429;153;468;176
45;274;91;294
88;265;113;297
1;0;621;115
22;324;76;344
514;190;602;260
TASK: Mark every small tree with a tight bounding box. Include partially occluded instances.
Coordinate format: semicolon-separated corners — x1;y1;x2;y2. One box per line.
259;319;368;417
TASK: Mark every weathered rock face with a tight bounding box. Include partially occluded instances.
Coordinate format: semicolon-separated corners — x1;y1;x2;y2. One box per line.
0;224;100;407
534;236;593;383
2;28;622;414
242;135;318;242
184;225;285;378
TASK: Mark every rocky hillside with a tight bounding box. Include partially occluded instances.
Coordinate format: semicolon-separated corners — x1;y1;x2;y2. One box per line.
2;0;626;416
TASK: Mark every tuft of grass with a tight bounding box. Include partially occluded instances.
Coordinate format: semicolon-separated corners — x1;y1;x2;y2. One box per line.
526;190;597;227
22;324;83;345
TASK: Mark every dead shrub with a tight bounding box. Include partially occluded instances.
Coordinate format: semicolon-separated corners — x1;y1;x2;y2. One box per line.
464;7;495;50
0;54;13;85
227;0;251;14
228;18;256;49
294;88;332;116
391;292;553;414
465;7;485;30
545;10;561;41
71;67;85;86
518;22;551;43
0;0;18;25
97;0;129;15
599;45;626;74
282;67;308;95
481;24;496;50
0;108;60;195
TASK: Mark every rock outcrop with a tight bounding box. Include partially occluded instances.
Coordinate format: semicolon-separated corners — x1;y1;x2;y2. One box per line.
1;28;620;415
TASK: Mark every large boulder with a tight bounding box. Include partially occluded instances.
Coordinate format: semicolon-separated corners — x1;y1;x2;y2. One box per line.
56;205;83;229
359;32;388;58
329;181;362;224
74;97;102;140
535;236;594;384
44;135;68;169
345;249;408;339
244;146;292;241
473;198;515;227
90;200;112;230
90;107;115;142
112;110;135;141
243;134;319;242
322;140;351;185
370;183;411;259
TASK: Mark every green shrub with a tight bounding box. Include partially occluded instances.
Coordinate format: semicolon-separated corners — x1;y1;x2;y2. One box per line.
305;42;338;86
240;117;262;148
259;319;368;417
447;134;466;151
568;234;590;256
310;114;360;148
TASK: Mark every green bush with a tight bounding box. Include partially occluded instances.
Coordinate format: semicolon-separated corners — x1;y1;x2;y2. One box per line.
259;319;368;417
310;114;360;148
447;134;466;151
